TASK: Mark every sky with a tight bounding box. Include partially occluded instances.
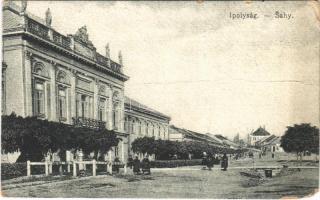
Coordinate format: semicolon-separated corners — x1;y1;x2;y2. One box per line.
24;1;319;139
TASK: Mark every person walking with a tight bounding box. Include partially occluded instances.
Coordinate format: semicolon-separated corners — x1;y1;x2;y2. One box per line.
221;153;228;171
113;157;121;173
206;154;214;171
201;152;208;170
142;155;151;175
127;155;134;169
133;155;141;175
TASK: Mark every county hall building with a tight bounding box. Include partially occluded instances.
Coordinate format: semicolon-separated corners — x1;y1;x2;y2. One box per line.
2;2;170;163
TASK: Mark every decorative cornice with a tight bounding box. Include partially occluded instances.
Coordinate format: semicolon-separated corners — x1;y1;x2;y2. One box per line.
4;30;129;82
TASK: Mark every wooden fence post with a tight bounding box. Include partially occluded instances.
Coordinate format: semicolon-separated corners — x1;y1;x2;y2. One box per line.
49;162;53;174
124;163;127;174
59;164;63;175
27;160;31;177
73;162;77;177
45;161;49;176
92;160;96;176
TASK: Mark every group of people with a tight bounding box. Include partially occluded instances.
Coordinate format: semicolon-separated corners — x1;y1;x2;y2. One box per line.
127;155;151;175
202;152;229;171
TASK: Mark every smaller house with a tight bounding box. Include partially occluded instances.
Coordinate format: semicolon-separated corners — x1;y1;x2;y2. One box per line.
248;126;271;146
260;135;283;153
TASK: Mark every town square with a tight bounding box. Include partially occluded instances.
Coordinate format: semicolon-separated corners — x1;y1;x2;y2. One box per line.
1;0;319;199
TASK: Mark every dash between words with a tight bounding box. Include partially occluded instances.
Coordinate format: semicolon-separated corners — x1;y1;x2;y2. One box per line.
229;11;293;20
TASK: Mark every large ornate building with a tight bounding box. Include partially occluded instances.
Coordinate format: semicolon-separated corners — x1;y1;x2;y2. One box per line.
2;2;171;163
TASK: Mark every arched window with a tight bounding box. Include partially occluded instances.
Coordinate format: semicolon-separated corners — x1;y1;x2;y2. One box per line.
56;70;70;85
131;119;135;134
57;86;67;120
138;120;142;135
33;80;45;117
146;123;149;136
112;91;121;130
33;62;49;78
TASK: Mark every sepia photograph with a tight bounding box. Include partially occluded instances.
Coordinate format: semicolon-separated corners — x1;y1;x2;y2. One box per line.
1;0;319;198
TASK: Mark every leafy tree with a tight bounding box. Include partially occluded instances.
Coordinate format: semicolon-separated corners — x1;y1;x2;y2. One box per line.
1;113;120;162
280;123;319;160
131;136;157;155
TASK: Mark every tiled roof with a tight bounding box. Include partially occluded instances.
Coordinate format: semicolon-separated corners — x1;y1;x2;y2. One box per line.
125;96;170;120
170;125;224;146
214;134;240;148
251;127;271;136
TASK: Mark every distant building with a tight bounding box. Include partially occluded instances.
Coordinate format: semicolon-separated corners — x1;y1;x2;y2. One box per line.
214;134;240;149
124;97;171;155
258;135;284;153
169;126;225;147
248;126;271;146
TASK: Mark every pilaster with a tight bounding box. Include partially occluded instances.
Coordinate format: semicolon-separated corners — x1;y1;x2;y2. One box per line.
93;78;99;120
50;61;57;121
24;51;34;117
70;69;77;121
107;85;113;130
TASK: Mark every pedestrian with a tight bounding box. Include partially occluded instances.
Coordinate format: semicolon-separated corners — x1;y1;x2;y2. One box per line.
113;157;121;173
142;155;151;175
127;155;134;169
221;153;228;171
133;155;141;175
202;152;207;170
206;154;214;170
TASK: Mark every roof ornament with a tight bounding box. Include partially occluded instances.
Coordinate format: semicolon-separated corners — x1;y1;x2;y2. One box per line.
74;26;90;44
118;50;123;66
105;43;110;58
21;0;27;13
45;8;52;27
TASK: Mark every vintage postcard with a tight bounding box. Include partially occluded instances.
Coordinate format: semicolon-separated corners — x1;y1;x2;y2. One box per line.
1;0;319;199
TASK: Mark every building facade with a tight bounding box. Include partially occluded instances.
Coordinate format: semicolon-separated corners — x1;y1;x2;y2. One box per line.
2;2;173;163
2;2;129;162
124;97;171;155
248;126;271;146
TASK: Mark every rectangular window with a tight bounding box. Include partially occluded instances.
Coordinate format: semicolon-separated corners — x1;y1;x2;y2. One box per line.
58;89;67;120
98;98;106;121
76;94;92;119
34;82;45;117
115;146;119;157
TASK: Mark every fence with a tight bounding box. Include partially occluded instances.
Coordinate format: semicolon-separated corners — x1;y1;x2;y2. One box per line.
27;160;127;177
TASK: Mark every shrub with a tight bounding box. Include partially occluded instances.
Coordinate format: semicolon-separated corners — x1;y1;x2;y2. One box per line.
1;162;27;180
150;159;202;168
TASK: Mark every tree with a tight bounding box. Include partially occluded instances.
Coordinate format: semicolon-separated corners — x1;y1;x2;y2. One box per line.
1;113;120;162
280;123;319;160
131;136;157;155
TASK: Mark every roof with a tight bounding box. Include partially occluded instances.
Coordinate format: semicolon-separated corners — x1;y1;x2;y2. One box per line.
262;136;280;146
214;134;240;148
257;134;277;145
125;96;170;120
251;127;271;136
170;125;224;146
